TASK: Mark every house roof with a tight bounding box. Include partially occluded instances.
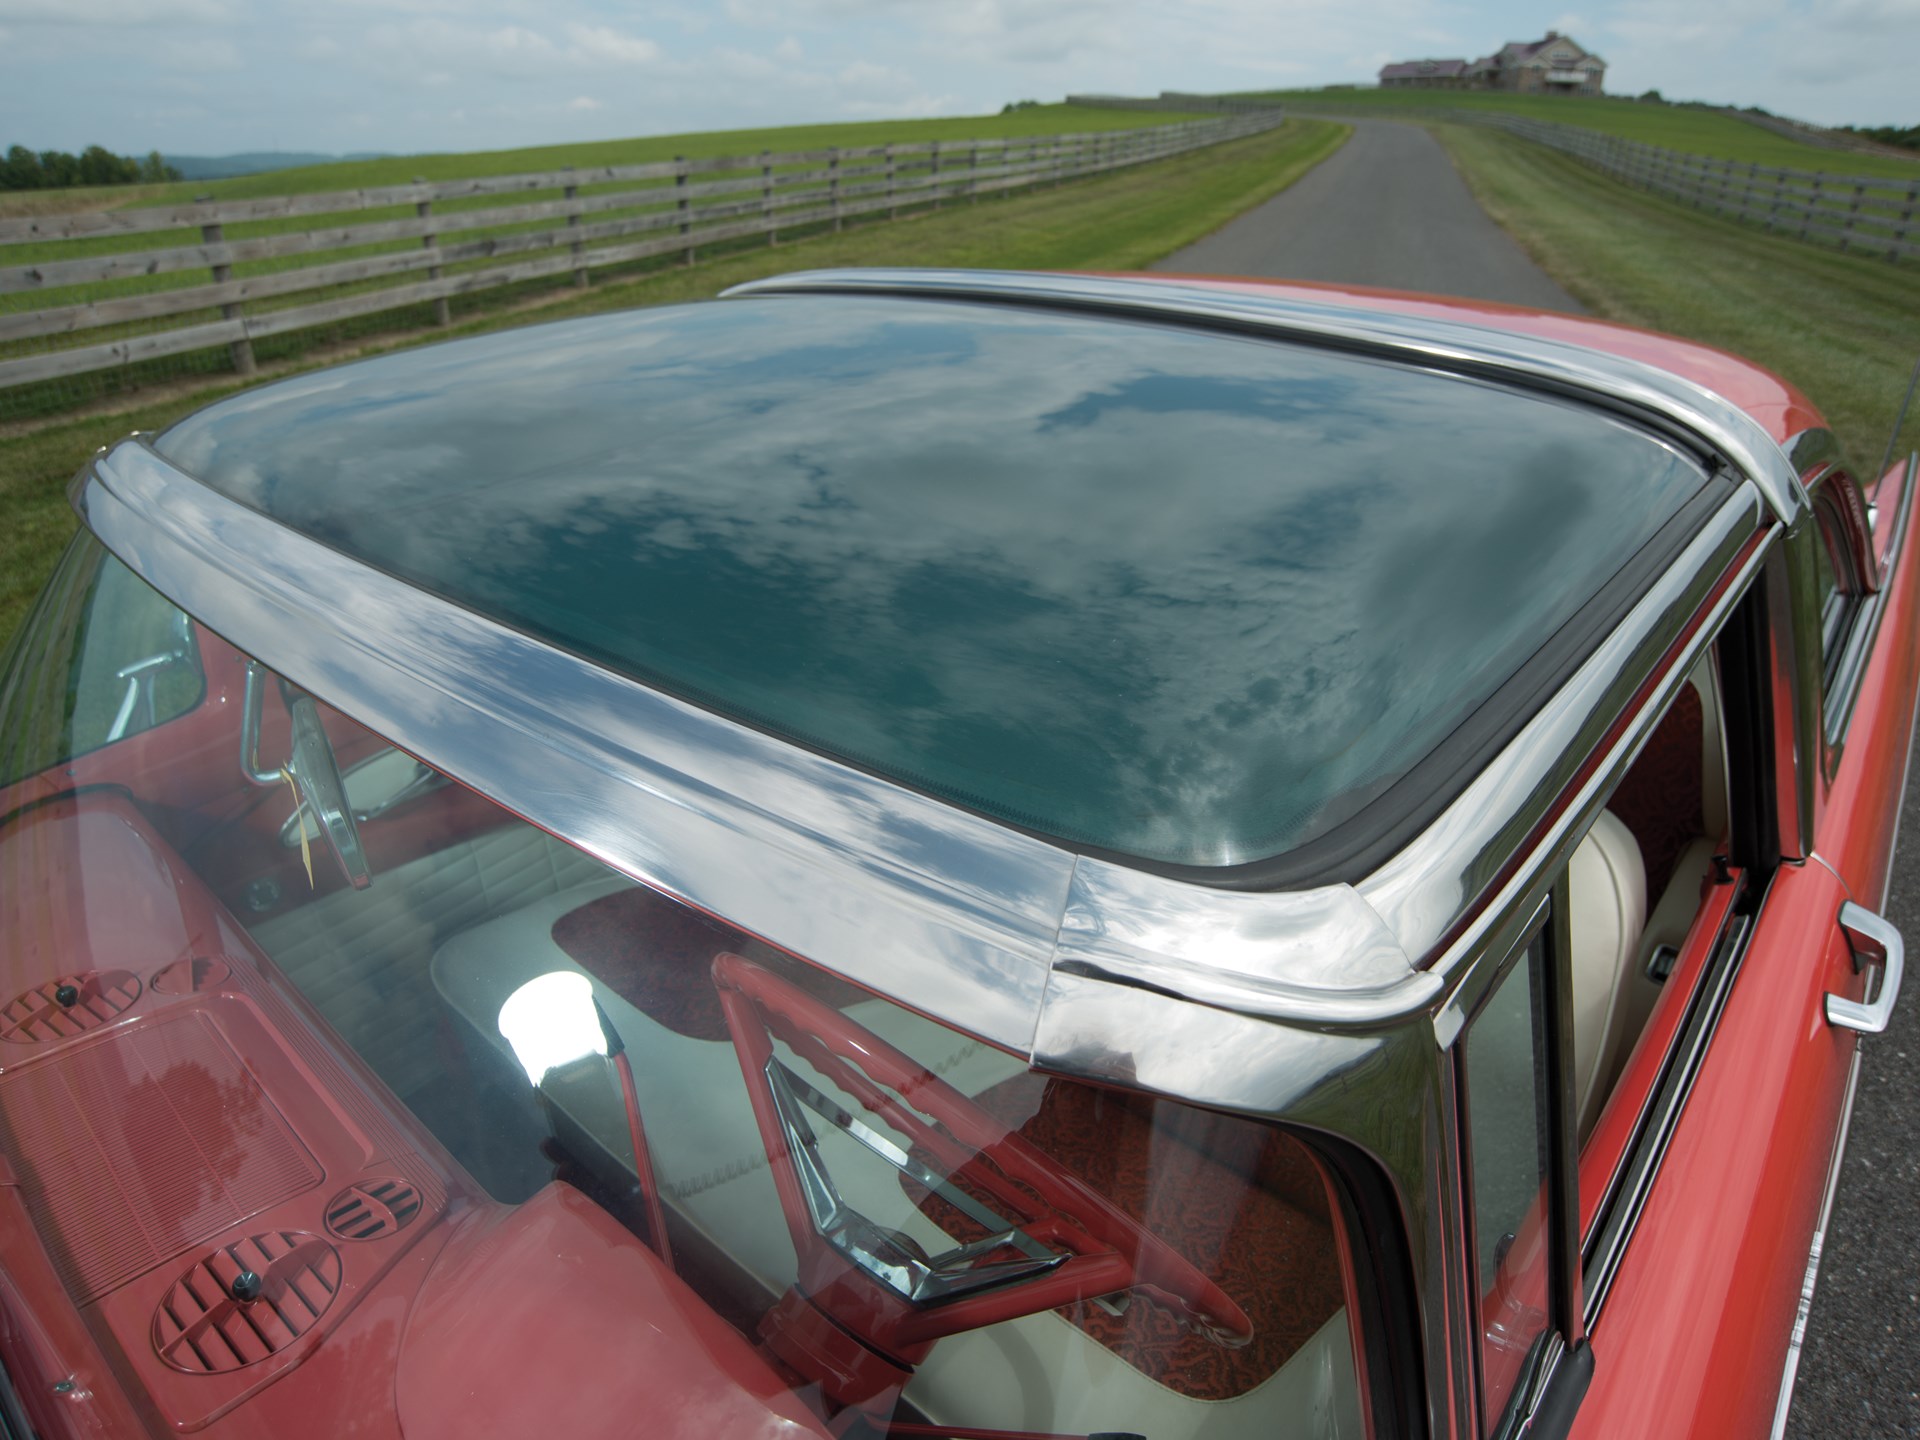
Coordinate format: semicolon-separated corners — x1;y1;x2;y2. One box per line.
1496;33;1604;67
1378;59;1467;80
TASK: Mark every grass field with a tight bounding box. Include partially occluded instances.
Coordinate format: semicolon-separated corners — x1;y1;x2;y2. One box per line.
1258;89;1920;179
0;117;1349;644
0;104;1208;216
1434;122;1920;473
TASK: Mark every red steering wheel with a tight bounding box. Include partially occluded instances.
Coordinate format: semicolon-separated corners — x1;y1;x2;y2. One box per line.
710;952;1252;1361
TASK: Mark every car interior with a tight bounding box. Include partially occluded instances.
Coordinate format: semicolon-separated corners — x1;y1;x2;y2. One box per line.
0;538;1744;1440
1569;653;1730;1148
189;634;1369;1437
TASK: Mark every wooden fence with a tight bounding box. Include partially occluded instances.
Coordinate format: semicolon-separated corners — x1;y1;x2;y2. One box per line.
0;111;1282;405
1466;113;1920;260
1285;103;1920;262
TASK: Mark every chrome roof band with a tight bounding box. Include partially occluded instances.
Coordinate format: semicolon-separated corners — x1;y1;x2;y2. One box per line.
725;269;1810;529
79;439;1077;1055
81;436;1769;1056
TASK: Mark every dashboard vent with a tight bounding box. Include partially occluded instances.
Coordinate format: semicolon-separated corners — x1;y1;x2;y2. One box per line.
324;1178;422;1242
0;970;141;1044
151;1232;341;1374
151;957;231;995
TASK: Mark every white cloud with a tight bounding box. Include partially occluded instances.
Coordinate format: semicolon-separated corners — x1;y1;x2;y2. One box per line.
567;95;602;110
481;25;555;60
564;22;659;65
6;0;1916;155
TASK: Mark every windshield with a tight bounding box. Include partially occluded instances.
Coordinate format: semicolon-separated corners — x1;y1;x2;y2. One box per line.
0;537;1367;1439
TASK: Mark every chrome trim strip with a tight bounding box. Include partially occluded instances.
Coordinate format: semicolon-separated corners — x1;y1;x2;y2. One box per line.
1362;487;1769;971
79;440;1079;1055
1582;906;1754;1321
1822;450;1919;765
725;269;1810;528
1876;471;1920;895
1769;1044;1863;1440
1050;859;1425;1025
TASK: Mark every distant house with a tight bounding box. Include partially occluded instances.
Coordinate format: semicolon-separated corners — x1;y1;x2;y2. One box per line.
1378;58;1470;90
1380;32;1605;95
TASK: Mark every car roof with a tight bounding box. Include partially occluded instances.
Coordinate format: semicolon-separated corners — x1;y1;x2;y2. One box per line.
1155;274;1827;449
154;285;1715;876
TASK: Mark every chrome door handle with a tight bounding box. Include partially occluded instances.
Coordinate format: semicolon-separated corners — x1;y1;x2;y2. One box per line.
1827;901;1905;1034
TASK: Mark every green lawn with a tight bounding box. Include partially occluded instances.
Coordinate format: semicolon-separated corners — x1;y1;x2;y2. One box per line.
0;104;1210;215
0;117;1350;644
1258;89;1920;179
1433;122;1920;473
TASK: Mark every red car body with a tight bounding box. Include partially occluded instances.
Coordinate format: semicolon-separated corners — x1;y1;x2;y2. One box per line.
0;270;1908;1440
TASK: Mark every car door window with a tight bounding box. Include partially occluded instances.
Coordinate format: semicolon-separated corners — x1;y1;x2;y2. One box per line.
1462;927;1561;1432
0;536;204;787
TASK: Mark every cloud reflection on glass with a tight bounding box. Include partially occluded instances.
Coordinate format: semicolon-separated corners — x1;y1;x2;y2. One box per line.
157;295;1707;868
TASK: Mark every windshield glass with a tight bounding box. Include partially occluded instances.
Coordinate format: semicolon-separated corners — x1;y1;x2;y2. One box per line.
0;538;1368;1440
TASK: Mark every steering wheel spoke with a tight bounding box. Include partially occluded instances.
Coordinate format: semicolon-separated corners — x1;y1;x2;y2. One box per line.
711;952;1252;1366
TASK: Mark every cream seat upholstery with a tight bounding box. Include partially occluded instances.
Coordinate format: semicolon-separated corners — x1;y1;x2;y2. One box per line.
1568;811;1647;1139
1584;659;1728;1132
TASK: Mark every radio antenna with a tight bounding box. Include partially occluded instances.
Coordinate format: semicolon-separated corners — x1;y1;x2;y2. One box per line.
1879;352;1920;483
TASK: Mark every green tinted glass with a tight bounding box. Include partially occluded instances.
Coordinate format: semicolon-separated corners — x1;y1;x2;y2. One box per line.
157;296;1709;867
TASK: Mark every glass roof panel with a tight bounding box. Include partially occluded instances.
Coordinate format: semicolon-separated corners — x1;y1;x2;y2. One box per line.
157;295;1709;867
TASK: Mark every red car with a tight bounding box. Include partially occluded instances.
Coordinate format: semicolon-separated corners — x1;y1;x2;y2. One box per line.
0;269;1908;1440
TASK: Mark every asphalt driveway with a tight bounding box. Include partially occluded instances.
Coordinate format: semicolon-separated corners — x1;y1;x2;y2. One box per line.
1153;118;1581;311
1155;115;1920;1437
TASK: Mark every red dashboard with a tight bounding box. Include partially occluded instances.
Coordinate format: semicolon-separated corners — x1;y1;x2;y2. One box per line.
0;792;820;1439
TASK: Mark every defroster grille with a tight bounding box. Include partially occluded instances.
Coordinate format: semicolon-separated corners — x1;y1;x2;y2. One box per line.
0;970;140;1043
151;1232;342;1374
324;1178;422;1242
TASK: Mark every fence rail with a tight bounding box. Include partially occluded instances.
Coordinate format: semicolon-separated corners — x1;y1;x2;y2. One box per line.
1471;114;1920;260
0;112;1282;407
1286;103;1920;262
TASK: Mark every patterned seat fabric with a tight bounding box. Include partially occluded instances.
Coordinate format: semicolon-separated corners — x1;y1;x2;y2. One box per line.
907;1074;1346;1401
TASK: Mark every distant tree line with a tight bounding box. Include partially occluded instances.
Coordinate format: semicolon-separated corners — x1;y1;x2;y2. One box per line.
1;145;182;190
1838;124;1920;152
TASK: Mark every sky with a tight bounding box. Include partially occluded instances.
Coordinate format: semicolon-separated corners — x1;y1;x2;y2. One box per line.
0;0;1913;159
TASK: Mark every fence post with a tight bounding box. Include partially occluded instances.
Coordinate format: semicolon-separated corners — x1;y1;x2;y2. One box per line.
1841;182;1864;251
828;148;842;232
886;143;897;220
762;151;777;247
930;140;942;210
564;167;586;288
200;202;256;376
676;156;694;264
413;188;451;326
969;142;979;203
1801;175;1821;241
1892;180;1917;263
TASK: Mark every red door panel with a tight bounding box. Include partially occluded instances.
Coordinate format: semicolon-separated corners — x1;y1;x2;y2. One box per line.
1572;859;1858;1440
